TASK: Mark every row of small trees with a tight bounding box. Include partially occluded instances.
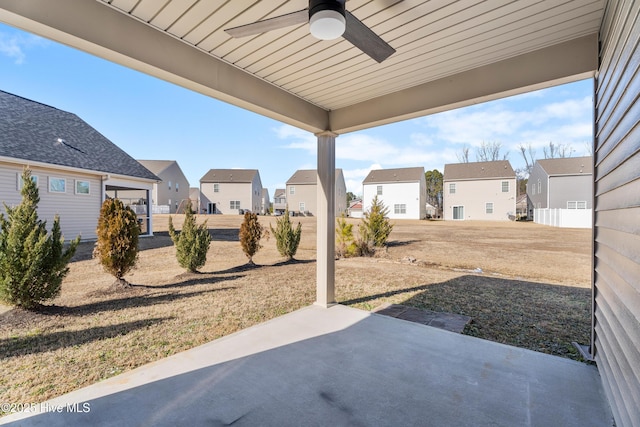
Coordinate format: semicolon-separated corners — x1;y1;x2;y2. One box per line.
0;169;387;309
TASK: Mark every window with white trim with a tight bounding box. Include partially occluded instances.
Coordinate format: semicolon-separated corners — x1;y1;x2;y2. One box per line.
485;202;494;214
230;200;240;209
537;180;541;193
18;173;38;191
376;185;383;195
49;177;66;193
289;186;295;195
75;180;90;195
214;183;219;193
299;202;305;212
501;181;509;192
394;204;406;214
168;181;172;190
567;201;587;209
449;183;456;194
175;182;179;192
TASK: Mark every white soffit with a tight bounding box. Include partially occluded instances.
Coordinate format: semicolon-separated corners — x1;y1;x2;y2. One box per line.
0;0;603;134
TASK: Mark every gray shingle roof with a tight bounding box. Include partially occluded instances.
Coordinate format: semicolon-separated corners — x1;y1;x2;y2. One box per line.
274;188;286;198
0;90;158;181
444;160;516;180
363;167;425;184
286;169;343;185
200;169;258;183
536;156;593;175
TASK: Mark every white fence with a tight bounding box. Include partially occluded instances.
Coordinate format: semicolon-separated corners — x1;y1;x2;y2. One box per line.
534;208;592;228
152;205;170;214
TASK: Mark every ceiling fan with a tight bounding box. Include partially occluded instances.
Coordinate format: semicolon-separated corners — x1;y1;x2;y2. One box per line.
225;0;396;63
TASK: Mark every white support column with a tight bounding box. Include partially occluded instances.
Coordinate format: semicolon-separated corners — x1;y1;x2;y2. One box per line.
316;131;337;307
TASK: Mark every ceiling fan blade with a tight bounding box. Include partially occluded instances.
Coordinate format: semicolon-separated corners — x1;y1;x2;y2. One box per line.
225;9;308;38
342;10;395;63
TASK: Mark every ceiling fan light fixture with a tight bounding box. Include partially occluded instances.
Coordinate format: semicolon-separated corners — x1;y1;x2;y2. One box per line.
309;9;345;40
309;0;346;40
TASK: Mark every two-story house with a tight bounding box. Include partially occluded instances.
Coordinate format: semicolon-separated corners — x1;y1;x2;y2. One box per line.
443;160;516;221
362;167;426;219
286;169;347;216
137;160;190;214
200;169;262;214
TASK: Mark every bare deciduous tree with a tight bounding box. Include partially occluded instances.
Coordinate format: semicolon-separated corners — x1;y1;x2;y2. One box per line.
543;141;574;159
476;141;508;162
456;145;470;163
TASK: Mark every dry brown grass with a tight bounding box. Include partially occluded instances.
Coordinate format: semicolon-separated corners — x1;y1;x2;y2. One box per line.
0;215;592;410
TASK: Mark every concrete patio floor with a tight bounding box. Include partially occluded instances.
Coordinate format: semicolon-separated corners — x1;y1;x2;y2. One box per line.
1;304;612;426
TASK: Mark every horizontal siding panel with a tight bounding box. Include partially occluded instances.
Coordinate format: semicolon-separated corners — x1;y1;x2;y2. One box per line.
595;226;640;266
595;321;634;427
594;2;640;140
595;207;640;234
595;120;640;183
595;244;640;300
595;177;640;211
595;0;640;425
0;164;101;240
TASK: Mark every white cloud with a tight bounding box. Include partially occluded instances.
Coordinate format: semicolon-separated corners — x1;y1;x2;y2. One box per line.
0;32;48;64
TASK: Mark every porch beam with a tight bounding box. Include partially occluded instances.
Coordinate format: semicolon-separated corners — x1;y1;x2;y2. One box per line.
330;33;599;134
316;132;337;308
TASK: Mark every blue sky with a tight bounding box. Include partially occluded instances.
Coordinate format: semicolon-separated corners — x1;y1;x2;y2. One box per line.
0;23;593;196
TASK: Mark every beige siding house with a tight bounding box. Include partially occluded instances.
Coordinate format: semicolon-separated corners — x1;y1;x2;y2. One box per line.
137;160;190;214
362;167;426;219
443;161;516;221
200;169;262;215
286;169;346;216
272;188;287;215
0;90;159;239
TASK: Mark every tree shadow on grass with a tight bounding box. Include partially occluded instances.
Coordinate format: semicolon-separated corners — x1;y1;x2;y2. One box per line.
130;274;244;290
0;317;171;359
341;275;591;361
41;286;237;317
271;259;315;267
386;240;421;248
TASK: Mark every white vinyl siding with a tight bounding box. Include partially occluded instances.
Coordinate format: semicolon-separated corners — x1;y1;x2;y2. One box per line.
594;2;640;426
1;164;102;240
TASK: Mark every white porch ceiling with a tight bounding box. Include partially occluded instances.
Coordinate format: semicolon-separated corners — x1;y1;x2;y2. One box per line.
0;0;604;134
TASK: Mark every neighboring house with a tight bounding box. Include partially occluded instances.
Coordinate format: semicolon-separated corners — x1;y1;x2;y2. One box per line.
285;169;347;217
425;203;437;218
516;194;528;219
528;156;593;210
528;156;593;228
136;160;190;214
189;187;202;213
443;160;516;221
261;188;270;215
0;89;159;239
348;199;363;218
272;188;287;215
362;167;426;220
200;169;262;214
